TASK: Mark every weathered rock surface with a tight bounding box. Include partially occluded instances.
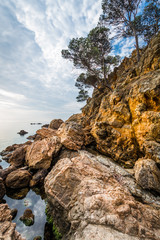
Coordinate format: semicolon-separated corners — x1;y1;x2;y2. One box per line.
11;208;18;220
6;188;29;199
0;165;17;180
57;121;84;150
26;136;62;169
36;128;57;139
42;123;49;128
81;32;160;166
0;177;6;199
45;151;160;240
0;204;25;240
135;158;160;192
49;118;64;130
0;141;32;156
5;169;32;189
8;145;28;167
30;169;48;187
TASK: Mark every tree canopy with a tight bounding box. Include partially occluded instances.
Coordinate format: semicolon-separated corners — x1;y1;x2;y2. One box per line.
142;0;160;43
62;26;120;101
101;0;142;61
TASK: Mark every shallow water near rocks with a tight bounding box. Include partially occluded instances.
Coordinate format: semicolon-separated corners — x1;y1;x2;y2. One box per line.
5;189;46;240
0;121;48;240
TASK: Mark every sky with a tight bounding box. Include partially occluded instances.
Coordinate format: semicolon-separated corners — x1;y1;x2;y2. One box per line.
0;0;144;123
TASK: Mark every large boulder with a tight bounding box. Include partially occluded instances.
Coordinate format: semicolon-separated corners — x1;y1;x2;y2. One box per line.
134;158;160;192
36;128;57;139
57;121;84;150
45;151;160;240
0;141;32;156
0;204;25;240
5;169;32;189
26;136;62;169
30;169;48;187
8;145;28;167
0;165;17;180
0;177;6;199
49;119;64;130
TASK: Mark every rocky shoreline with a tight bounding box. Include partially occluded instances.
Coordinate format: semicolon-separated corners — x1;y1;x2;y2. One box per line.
0;33;160;239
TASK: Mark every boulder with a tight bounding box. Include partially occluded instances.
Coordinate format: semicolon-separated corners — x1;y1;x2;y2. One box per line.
26;136;62;169
45;151;160;240
20;208;34;226
0;204;25;240
36;128;57;139
27;134;37;140
57;121;84;150
11;208;18;220
6;188;29;200
30;169;48;187
0;177;6;199
5;169;32;189
134;158;160;192
49;119;64;130
17;130;28;135
42;124;49;128
8;145;28;167
0;141;32;155
0;165;17;180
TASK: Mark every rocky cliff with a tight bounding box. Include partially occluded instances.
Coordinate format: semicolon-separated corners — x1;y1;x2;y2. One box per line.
44;33;160;239
82;32;160;167
1;33;160;240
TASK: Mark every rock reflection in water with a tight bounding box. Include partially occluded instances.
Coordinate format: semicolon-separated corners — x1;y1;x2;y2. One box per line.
4;187;47;240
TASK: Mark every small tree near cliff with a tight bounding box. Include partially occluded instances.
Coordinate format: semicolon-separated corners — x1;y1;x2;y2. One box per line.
101;0;142;61
62;26;120;101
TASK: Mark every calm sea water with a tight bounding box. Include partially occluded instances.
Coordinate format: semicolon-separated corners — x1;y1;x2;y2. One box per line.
0;121;48;240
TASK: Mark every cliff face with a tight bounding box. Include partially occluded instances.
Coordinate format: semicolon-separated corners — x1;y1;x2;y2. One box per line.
44;33;160;240
82;32;160;167
2;33;160;240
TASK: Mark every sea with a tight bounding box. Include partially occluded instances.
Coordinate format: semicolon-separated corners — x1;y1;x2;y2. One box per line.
0;121;48;240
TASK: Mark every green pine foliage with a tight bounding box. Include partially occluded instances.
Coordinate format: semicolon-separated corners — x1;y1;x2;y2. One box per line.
101;0;142;61
142;0;160;43
62;26;120;101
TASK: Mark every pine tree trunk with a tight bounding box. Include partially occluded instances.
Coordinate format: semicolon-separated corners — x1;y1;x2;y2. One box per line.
133;29;140;62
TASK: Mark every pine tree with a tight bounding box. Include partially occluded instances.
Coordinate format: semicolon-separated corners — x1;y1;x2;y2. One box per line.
101;0;142;61
62;26;120;101
142;0;160;43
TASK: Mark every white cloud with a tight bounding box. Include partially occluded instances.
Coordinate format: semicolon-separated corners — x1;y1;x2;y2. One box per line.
0;0;145;123
0;89;26;100
0;0;103;122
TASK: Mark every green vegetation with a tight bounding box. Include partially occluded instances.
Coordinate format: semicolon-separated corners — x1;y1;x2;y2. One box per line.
101;0;142;61
20;218;34;226
62;26;120;101
52;224;62;240
142;0;160;43
62;0;160;102
45;204;62;240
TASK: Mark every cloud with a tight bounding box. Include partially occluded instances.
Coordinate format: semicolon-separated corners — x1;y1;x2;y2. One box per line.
0;0;145;123
0;89;26;100
0;0;102;122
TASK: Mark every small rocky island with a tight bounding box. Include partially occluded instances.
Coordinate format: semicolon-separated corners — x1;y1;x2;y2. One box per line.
0;33;160;240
